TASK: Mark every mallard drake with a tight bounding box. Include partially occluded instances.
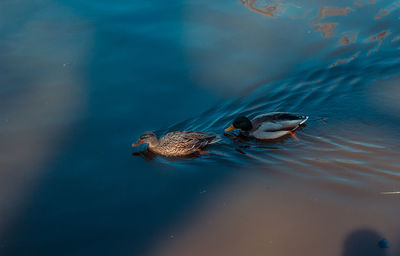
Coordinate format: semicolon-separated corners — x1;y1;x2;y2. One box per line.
224;112;308;140
132;131;220;157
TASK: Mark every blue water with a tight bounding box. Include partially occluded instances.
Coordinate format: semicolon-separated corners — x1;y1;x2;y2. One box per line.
1;0;400;255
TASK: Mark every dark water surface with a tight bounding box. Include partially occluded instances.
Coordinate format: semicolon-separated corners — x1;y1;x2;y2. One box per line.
1;0;400;255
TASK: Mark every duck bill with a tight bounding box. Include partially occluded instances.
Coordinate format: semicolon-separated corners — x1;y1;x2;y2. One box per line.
132;140;143;147
224;125;236;132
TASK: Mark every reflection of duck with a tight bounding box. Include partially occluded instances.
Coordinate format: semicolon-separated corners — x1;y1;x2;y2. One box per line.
132;131;220;157
225;112;308;140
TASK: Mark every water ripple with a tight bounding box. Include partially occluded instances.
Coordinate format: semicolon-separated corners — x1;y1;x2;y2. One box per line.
135;0;400;186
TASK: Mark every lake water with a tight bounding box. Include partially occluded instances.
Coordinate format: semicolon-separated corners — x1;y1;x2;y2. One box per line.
1;0;400;255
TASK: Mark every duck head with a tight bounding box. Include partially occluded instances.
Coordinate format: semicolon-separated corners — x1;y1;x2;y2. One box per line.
225;116;253;132
132;132;159;148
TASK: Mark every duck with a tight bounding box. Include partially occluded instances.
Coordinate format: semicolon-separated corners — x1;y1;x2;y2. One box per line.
132;131;220;157
224;112;308;140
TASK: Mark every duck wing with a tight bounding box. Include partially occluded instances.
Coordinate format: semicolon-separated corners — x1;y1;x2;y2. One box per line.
252;112;308;132
161;131;218;150
181;132;218;149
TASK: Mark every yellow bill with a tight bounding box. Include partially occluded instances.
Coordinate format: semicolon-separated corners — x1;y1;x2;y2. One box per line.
224;125;236;132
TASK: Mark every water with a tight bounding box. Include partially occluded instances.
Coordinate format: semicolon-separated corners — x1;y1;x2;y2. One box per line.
1;0;400;255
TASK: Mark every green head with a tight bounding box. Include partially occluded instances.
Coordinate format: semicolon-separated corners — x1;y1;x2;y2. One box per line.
225;116;253;132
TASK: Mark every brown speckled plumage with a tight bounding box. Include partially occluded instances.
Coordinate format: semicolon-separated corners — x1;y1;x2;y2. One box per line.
134;131;219;157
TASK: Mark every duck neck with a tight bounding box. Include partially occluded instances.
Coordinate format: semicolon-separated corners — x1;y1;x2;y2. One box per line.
147;138;160;151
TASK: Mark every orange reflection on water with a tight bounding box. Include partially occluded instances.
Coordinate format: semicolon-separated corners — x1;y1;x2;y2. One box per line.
375;9;389;19
339;36;351;45
366;30;391;56
240;0;282;18
339;31;358;45
329;51;361;68
311;6;351;22
375;1;400;19
354;1;364;7
354;0;376;6
313;23;337;38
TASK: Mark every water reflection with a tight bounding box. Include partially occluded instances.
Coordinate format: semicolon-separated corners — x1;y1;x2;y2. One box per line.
240;0;286;18
313;23;337;38
342;229;388;256
1;0;400;255
146;174;400;256
0;0;91;239
139;23;400;186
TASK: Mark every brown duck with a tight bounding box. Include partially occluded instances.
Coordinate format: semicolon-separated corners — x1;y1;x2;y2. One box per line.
132;131;220;157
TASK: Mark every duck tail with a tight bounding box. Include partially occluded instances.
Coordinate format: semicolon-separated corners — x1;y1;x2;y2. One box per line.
209;135;221;144
299;115;309;125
